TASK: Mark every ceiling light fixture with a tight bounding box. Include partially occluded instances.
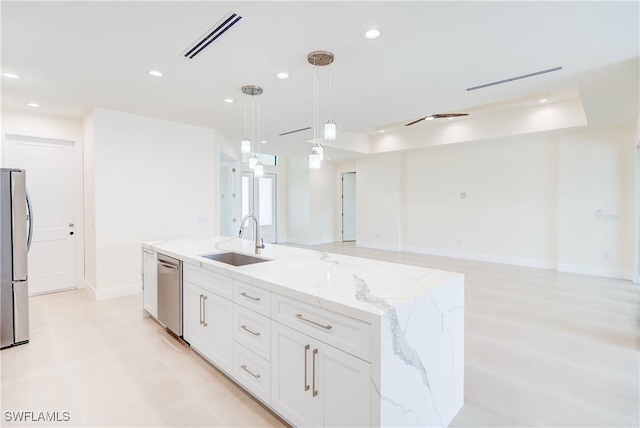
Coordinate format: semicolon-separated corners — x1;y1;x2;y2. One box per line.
26;102;40;108
261;140;267;144
2;72;20;79
224;98;234;103
539;98;548;103
241;85;264;177
276;72;290;80
148;70;163;77
307;50;336;170
363;28;382;40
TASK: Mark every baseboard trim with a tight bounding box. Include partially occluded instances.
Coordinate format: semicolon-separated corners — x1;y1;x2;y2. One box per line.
356;241;402;252
557;264;633;281
401;246;557;270
83;279;97;300
94;282;141;301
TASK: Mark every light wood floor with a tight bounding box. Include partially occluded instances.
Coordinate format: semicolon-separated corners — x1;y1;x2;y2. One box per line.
1;242;637;427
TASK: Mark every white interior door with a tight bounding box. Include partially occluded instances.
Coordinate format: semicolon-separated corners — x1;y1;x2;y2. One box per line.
3;134;77;295
241;171;277;244
342;172;356;242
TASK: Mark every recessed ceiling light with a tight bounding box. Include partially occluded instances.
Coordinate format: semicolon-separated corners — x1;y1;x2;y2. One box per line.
148;70;163;78
276;72;290;80
539;98;548;103
379;130;385;133
261;140;267;144
425;116;435;121
327;158;331;161
223;98;234;103
448;117;454;121
2;72;20;79
363;28;382;40
27;102;40;108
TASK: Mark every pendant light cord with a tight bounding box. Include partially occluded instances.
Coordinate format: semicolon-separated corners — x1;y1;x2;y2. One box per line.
257;98;261;155
328;63;332;121
314;63;319;140
244;96;248;138
251;94;255;153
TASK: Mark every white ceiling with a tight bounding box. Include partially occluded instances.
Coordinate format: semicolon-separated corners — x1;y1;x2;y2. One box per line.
1;1;638;160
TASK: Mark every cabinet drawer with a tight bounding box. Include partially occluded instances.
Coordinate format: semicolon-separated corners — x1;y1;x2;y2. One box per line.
184;264;232;300
271;294;371;362
233;343;271;405
233;280;270;317
233;304;271;361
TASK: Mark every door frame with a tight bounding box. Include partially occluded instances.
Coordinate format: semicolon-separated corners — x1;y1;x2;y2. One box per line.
2;133;84;292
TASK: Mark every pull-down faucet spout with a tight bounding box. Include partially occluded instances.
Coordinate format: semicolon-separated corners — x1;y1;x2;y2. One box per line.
238;213;265;254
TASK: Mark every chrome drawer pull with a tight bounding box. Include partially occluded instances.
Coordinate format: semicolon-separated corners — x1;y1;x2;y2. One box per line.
240;292;261;301
241;324;261;336
296;314;333;330
202;295;208;327
312;348;318;397
304;344;310;391
241;364;261;379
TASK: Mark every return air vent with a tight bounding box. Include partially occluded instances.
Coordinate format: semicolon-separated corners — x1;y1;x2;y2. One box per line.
278;127;312;136
466;66;563;91
183;12;242;59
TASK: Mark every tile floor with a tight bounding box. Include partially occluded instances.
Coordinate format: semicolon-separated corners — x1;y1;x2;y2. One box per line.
1;242;638;427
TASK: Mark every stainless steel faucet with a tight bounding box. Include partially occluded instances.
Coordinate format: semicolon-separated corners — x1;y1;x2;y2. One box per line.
238;213;265;254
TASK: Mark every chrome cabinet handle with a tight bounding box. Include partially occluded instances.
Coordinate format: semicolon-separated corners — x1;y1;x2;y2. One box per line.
304;344;310;391
240;324;261;336
241;364;261;379
312;348;318;397
202;295;208;327
240;292;260;302
199;294;204;325
296;314;332;330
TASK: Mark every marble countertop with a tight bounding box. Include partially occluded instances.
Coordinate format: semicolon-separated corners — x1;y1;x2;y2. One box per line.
144;237;463;323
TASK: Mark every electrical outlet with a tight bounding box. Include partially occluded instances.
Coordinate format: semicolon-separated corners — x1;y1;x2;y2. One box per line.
460;192;466;199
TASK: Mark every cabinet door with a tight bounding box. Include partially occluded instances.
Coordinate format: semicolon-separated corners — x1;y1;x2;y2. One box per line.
205;292;234;374
183;281;209;353
271;322;313;427
142;249;157;317
312;342;371;427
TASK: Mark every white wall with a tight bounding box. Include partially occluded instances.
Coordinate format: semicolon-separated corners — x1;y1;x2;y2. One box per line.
557;125;636;278
356;152;403;251
285;156;335;245
356;124;636;279
83;111;96;288
89;108;218;299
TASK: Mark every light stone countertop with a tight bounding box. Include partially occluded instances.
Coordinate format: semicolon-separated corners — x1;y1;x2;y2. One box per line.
143;236;463;324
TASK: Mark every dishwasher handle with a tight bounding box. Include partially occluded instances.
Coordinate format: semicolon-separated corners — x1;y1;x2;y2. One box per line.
158;261;179;270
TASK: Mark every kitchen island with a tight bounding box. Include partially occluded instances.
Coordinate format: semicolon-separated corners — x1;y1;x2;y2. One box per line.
142;237;464;427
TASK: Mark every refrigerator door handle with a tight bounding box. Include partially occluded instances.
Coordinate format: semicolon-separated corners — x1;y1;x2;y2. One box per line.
26;190;33;253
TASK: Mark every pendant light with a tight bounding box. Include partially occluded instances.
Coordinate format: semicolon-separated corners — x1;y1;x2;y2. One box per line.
324;61;336;141
241;85;264;175
307;50;335;170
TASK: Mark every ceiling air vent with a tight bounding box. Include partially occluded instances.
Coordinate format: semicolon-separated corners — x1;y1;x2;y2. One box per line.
279;127;312;136
466;66;563;91
183;11;242;59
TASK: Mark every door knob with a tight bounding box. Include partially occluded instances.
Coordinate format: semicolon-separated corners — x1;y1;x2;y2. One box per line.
69;223;75;227
69;232;74;235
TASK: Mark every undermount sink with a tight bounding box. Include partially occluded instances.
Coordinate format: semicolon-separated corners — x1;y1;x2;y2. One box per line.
199;252;270;267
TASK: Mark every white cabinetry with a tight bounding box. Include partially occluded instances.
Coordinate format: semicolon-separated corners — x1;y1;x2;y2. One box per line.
183;266;234;375
142;248;157;317
271;321;371;427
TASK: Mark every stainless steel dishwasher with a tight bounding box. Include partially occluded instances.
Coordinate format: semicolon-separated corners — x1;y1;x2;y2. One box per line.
157;253;182;337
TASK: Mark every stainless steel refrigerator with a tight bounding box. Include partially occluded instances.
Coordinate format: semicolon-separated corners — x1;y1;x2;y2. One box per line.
1;168;32;349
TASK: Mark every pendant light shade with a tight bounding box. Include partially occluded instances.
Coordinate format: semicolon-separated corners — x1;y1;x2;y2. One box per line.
254;161;264;177
323;120;336;141
309;148;322;170
241;138;251;154
313;143;324;161
248;153;258;170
